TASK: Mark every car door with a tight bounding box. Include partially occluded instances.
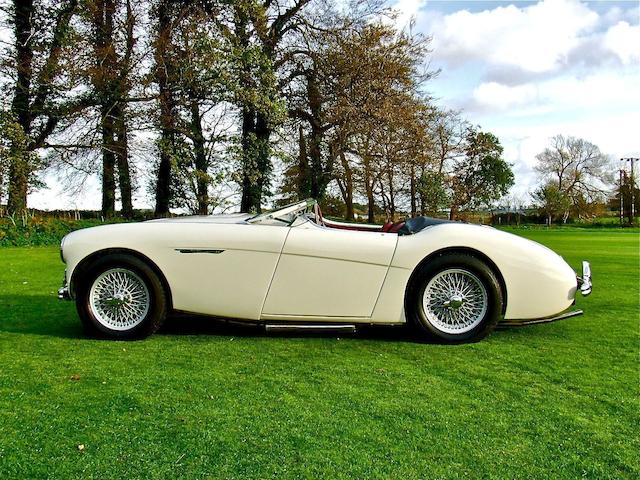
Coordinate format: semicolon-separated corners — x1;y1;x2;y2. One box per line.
261;221;398;318
151;222;289;320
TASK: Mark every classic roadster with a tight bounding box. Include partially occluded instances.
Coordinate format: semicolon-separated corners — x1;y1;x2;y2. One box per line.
58;199;592;343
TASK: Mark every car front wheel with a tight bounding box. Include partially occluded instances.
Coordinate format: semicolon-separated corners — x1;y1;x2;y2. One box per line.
407;253;503;343
76;254;167;339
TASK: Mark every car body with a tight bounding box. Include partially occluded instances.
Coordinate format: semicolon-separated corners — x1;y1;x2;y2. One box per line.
59;199;592;342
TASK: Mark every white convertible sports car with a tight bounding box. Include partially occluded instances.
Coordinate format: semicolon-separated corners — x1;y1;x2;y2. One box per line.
58;199;592;343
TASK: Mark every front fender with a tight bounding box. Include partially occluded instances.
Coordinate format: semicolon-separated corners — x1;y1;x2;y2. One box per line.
393;224;577;319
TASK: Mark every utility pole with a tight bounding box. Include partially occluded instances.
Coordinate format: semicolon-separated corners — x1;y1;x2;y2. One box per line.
621;158;638;224
619;168;624;225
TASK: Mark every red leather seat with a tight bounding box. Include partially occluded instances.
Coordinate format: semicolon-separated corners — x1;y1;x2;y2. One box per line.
388;221;405;233
381;221;405;233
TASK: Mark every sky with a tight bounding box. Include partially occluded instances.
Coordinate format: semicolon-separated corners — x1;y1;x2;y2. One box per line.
25;0;640;210
392;0;640;201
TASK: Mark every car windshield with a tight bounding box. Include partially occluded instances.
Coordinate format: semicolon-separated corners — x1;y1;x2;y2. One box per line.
247;199;316;225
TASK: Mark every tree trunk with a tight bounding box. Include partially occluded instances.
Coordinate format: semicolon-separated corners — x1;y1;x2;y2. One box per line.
114;102;132;218
343;164;354;221
154;0;177;217
449;204;458;221
308;127;323;199
366;187;375;223
254;111;271;210
236;9;266;214
297;125;309;198
93;0;118;218
388;169;396;220
379;179;389;221
240;107;259;213
189;98;208;215
362;152;375;223
7;154;29;215
306;73;327;200
365;168;375;223
410;164;417;217
345;199;354;221
100;103;117;218
240;108;271;213
7;0;34;215
419;166;426;215
336;152;354;221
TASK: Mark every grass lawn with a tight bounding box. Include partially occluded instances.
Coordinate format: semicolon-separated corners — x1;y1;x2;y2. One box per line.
0;229;638;479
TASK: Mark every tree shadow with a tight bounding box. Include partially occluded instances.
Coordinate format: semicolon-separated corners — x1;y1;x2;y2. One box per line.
0;294;83;339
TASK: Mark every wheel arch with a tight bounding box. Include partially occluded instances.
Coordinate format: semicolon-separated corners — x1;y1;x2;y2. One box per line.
405;246;507;315
70;248;173;310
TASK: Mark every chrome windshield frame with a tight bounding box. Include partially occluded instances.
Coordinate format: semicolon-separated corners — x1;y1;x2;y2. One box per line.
247;199;316;225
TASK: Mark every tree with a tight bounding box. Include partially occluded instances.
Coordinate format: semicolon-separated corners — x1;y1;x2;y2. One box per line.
3;0;83;215
534;135;613;213
150;2;236;216
88;0;137;218
449;128;514;219
532;182;571;225
169;5;232;215
429;108;466;175
0;111;39;210
281;19;432;221
226;0;311;213
418;171;448;217
613;169;639;225
282;2;375;205
153;0;179;217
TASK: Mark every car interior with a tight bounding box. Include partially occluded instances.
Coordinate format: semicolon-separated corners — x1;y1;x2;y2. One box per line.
248;199;451;235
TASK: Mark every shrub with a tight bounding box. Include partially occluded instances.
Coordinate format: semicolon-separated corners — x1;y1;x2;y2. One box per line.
0;215;125;247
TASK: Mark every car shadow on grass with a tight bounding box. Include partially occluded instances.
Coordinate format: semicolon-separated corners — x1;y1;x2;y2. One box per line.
0;294;530;344
161;313;423;342
160;313;499;344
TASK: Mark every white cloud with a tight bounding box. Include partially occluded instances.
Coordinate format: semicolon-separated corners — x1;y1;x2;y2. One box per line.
430;0;599;73
486;108;640;198
389;0;427;29
604;21;640;65
473;82;539;110
472;69;640;113
419;1;640;197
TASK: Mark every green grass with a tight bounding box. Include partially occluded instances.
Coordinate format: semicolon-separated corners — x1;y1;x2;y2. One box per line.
0;229;638;479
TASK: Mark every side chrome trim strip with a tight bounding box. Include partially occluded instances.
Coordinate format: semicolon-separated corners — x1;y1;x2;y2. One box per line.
265;323;357;333
175;248;225;254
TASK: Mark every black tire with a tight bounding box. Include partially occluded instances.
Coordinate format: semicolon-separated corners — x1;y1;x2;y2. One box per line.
406;253;503;343
75;254;168;339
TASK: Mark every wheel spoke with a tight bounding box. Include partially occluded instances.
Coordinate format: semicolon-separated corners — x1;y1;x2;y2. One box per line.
422;268;488;334
89;268;150;331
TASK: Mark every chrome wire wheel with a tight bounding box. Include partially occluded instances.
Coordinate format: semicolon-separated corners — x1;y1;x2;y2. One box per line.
422;268;488;335
89;268;150;331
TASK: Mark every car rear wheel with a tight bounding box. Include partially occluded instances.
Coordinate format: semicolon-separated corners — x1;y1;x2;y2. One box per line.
407;253;503;343
76;254;167;339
